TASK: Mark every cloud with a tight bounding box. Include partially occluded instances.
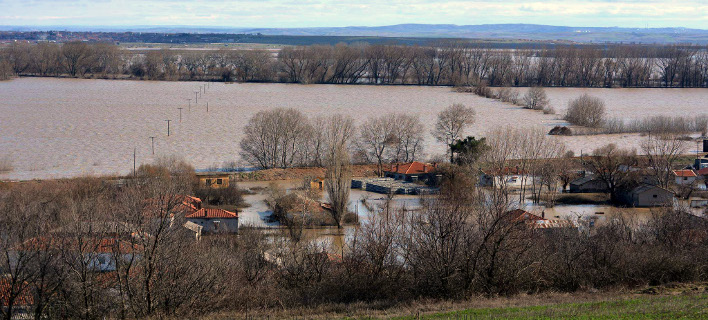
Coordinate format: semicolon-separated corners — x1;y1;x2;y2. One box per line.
0;0;705;29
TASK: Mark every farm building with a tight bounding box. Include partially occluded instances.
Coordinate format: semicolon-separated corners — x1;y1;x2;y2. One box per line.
383;161;438;183
623;184;674;207
196;172;231;189
569;175;609;193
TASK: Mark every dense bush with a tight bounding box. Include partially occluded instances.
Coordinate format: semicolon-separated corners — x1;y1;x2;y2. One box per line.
564;94;606;127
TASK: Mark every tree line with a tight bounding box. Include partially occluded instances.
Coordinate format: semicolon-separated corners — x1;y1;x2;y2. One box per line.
2;41;708;87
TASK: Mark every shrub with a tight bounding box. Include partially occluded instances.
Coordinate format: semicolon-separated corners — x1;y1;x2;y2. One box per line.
564;94;606;127
523;87;550;110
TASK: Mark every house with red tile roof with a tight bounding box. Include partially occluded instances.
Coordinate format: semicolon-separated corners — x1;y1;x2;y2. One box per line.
185;208;239;234
673;169;698;187
383;161;438;183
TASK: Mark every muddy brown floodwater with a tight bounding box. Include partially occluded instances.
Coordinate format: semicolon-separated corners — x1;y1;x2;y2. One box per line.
1;77;706;180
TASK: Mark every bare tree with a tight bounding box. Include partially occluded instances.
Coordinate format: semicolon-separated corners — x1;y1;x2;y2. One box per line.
240;108;313;169
564;94;606;128
324;115;354;228
583;144;638;203
641;134;686;189
356;115;397;176
433;104;476;162
522;87;550;110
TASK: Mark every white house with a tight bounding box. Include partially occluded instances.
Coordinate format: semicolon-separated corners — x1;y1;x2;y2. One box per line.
478;167;534;189
673;169;699;187
185;208;239;234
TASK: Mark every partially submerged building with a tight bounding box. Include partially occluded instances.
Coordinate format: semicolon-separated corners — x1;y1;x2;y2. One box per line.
185;208;239;234
383;161;438;183
622;184;674;207
569;175;609;193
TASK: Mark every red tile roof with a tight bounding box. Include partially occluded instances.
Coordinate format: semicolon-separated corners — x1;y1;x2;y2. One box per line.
0;278;33;307
506;209;545;222
185;208;238;219
385;161;437;175
697;168;708;176
673;169;697;177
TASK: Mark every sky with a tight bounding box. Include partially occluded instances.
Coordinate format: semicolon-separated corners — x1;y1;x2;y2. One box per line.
0;0;706;29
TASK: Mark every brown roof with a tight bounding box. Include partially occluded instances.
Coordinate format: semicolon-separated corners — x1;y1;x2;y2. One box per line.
0;278;33;307
506;209;545;222
17;236;143;254
385;161;437;175
697;168;708;176
185;208;238;219
483;167;527;176
673;169;697;177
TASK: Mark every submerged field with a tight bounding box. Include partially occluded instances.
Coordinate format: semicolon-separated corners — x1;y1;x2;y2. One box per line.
1;77;706;180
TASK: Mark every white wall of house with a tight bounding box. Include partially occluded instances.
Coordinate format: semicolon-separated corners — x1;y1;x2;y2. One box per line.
675;176;697;186
187;218;239;234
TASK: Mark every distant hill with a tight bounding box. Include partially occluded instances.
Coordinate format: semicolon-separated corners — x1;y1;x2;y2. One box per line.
2;24;708;44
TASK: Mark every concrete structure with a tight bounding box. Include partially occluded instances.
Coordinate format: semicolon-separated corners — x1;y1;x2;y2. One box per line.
185;208;239;234
569;175;609;193
624;184;674;207
351;177;438;195
196;172;231;189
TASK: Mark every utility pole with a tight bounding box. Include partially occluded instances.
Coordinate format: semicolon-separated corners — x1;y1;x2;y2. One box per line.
149;136;156;155
133;147;136;178
177;107;183;122
165;119;171;136
195;91;199;104
187;98;192;111
206;101;209;113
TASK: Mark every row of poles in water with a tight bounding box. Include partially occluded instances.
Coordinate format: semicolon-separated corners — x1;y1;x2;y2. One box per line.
133;82;213;176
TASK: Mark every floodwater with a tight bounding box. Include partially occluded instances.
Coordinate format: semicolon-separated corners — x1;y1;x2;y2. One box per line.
1;77;707;180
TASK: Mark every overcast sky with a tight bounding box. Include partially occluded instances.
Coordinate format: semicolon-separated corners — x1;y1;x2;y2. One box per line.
1;0;706;29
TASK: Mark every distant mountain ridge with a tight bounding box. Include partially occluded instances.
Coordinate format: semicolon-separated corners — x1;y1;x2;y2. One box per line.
3;23;708;44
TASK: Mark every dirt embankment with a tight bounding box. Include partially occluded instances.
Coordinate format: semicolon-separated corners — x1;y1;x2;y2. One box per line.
232;164;379;182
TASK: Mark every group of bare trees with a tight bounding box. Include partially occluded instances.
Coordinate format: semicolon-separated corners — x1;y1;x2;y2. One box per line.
0;163;237;319
3;41;708;87
240;108;428;172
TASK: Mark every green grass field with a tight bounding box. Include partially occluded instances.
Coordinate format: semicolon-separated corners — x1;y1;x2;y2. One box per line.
391;294;708;320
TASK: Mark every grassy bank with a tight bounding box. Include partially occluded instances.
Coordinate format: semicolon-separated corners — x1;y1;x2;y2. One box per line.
396;294;708;320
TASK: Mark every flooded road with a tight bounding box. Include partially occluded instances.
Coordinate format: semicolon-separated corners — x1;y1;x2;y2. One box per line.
1;78;706;180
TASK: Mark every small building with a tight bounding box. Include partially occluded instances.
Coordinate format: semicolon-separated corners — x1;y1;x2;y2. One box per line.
624;184;674;207
694;157;708;170
309;177;325;190
673;169;698;186
383;161;438;183
569;175;609;193
689;197;708;208
196;172;231;189
185;208;239;234
505;209;578;232
478;167;533;189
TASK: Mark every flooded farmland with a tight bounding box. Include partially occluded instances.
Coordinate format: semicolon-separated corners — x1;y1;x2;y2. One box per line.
1;77;707;180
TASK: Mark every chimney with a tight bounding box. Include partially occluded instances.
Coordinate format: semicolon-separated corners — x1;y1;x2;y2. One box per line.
423;164;427;172
396;163;399;172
